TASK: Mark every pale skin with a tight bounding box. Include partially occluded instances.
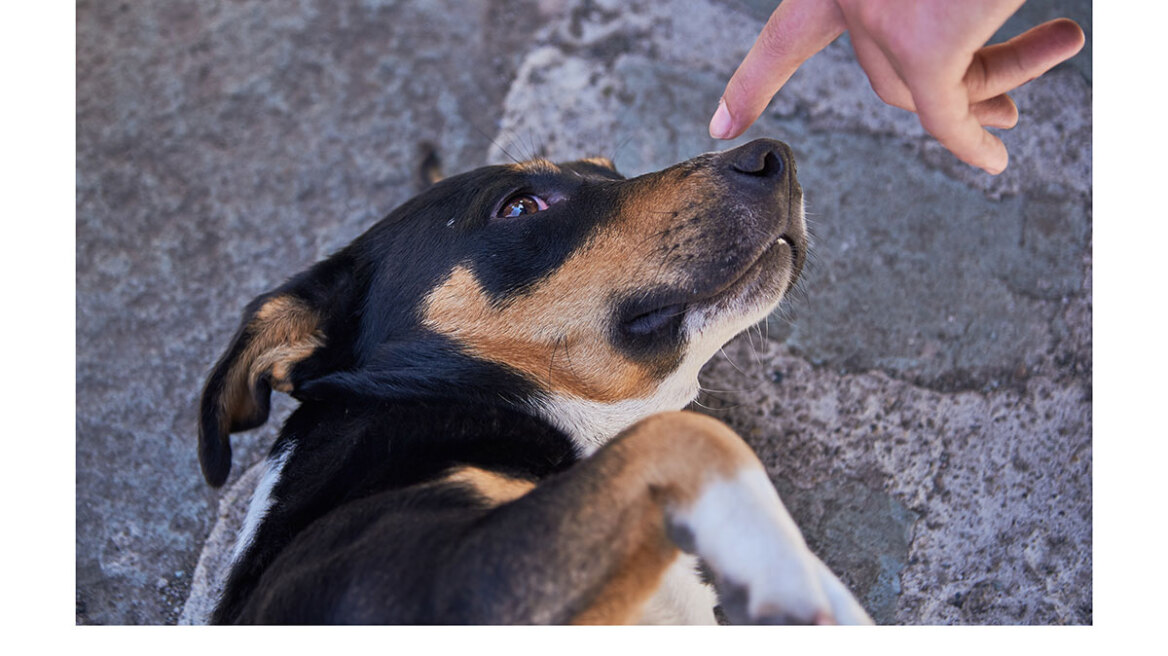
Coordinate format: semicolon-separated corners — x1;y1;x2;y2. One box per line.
709;0;1086;174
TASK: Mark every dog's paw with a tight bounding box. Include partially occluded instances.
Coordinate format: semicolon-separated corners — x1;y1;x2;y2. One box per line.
709;552;873;625
668;467;873;625
714;575;824;625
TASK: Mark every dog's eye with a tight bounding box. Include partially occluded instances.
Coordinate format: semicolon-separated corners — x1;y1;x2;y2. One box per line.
497;194;548;218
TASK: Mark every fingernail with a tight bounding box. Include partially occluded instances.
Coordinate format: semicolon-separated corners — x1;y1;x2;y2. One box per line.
987;151;1008;175
709;99;733;139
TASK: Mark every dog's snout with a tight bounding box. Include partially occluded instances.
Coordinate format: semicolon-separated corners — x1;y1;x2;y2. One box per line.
721;139;790;182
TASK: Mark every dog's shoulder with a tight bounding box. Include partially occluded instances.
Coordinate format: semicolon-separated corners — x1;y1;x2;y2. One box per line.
214;397;579;624
284;396;578;489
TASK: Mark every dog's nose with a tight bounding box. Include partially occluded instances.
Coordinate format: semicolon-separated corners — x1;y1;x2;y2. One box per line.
721;138;791;182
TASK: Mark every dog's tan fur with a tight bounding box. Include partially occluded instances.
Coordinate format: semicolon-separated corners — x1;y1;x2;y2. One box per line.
422;167;729;403
220;295;324;433
443;466;537;505
201;141;872;626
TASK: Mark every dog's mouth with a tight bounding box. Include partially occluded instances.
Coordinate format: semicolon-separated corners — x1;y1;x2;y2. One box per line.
617;232;801;339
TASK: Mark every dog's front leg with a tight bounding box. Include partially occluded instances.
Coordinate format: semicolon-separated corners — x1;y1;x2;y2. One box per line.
429;410;871;625
661;433;873;625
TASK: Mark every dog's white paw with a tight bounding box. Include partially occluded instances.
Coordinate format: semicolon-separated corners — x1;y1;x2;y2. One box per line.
667;468;873;625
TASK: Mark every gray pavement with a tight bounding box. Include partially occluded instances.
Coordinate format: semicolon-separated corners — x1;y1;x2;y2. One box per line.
76;0;1091;624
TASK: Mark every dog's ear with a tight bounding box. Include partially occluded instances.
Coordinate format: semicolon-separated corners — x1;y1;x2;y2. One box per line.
198;258;357;487
416;142;444;191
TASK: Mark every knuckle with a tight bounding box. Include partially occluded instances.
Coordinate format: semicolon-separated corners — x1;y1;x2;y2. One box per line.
870;81;910;110
753;22;788;61
965;53;990;93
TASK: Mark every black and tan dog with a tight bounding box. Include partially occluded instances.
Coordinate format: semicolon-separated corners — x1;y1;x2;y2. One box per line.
198;139;872;625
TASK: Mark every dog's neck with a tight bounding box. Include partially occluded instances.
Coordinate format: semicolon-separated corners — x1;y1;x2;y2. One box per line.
532;356;705;455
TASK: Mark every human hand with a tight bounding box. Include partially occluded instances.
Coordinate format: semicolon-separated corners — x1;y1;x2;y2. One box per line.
709;0;1085;174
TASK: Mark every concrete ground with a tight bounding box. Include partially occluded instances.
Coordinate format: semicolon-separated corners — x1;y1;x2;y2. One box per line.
76;0;1092;624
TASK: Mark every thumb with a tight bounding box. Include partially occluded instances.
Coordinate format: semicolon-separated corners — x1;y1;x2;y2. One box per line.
711;0;845;139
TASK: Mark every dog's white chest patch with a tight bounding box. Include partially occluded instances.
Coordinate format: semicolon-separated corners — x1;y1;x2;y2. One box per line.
230;446;292;565
636;554;717;625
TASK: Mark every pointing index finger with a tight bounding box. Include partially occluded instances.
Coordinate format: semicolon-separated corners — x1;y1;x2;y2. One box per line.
712;0;845;139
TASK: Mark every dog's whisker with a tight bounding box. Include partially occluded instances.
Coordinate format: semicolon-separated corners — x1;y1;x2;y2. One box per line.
692;387;744;411
559;333;577;380
688;396;719;411
605;93;641;161
518;128;535;161
696;384;748;394
718;345;748;376
470;119;523;165
634;224;676;250
609;133;635;169
649;253;675;283
750;323;764;365
516;127;544;162
548;335;561;391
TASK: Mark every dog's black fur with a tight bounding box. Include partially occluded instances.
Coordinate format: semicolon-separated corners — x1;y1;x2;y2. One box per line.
198;140;845;625
199;159;626;487
215;400;578;623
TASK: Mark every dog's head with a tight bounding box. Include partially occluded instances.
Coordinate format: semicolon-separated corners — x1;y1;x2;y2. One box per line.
199;139;805;485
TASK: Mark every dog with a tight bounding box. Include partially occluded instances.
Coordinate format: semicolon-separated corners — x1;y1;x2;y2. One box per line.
198;138;872;624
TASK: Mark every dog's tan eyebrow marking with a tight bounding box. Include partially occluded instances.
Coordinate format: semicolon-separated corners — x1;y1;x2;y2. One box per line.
442;466;536;505
513;158;560;175
578;156;615;170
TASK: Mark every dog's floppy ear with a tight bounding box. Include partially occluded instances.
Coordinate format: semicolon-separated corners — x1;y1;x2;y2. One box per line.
416;141;444;191
198;258;356;486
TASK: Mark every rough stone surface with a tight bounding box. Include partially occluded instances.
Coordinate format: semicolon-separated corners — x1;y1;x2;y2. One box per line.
76;0;559;625
177;460;263;625
77;0;1091;624
699;340;1091;625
